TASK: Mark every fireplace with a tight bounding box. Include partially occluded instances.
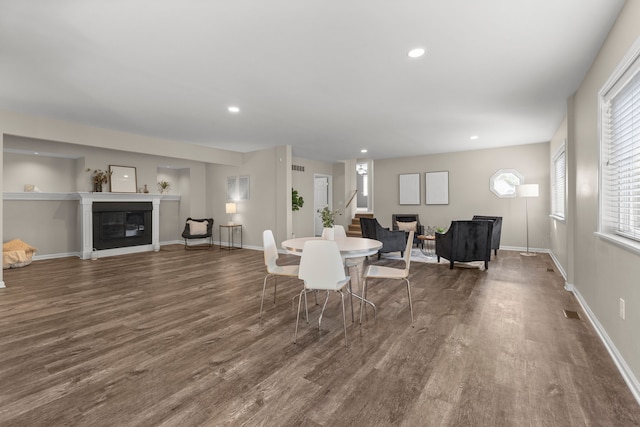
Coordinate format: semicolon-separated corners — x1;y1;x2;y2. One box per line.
92;202;152;250
79;192;161;259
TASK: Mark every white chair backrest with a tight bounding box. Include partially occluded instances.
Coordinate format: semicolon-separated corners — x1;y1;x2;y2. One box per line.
263;230;279;271
403;230;414;272
298;240;346;290
333;225;347;238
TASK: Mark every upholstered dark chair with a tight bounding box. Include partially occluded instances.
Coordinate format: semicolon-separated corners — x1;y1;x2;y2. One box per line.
435;220;493;270
472;215;502;256
181;217;214;249
392;214;424;246
360;217;407;259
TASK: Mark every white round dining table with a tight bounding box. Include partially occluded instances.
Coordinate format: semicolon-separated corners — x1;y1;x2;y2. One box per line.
281;236;382;258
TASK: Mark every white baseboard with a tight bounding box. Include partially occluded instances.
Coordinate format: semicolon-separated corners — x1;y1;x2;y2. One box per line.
566;283;640;405
33;252;81;260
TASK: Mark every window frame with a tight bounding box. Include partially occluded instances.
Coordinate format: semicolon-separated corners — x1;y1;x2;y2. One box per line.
597;35;640;254
550;142;566;221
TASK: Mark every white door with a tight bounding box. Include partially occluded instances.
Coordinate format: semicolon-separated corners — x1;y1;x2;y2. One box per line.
314;176;329;236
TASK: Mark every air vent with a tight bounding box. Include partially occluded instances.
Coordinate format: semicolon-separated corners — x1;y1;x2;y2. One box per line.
563;310;580;320
292;165;305;172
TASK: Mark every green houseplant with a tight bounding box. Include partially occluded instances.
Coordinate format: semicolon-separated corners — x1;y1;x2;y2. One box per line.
317;206;341;228
158;180;171;194
292;188;304;211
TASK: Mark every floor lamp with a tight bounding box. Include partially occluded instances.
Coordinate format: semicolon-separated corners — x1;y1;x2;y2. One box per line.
516;183;538;256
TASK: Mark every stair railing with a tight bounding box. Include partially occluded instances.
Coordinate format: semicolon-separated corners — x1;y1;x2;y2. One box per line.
345;189;358;209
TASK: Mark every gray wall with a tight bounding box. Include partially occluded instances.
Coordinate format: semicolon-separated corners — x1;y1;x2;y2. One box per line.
373;143;550;250
564;0;640;387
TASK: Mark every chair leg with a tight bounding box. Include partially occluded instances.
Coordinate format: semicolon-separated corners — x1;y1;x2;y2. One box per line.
405;278;414;324
346;271;355;323
359;278;368;324
339;290;348;347
259;274;272;318
294;288;306;344
318;291;330;331
273;278;277;304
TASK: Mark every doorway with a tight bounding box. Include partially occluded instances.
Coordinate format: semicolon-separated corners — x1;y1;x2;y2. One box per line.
314;174;331;236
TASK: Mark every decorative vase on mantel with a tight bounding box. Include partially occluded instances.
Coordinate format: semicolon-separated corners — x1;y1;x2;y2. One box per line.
93;182;102;192
322;227;335;240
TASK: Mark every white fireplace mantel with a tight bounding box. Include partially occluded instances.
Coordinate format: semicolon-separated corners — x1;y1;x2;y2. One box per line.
78;192;162;260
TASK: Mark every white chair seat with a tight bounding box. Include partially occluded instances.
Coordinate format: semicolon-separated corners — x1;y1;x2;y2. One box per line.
270;264;299;277
364;264;408;280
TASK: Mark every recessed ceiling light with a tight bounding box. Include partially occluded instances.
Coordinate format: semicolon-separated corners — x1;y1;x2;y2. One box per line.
34;151;39;155
470;135;479;140
228;106;240;113
407;47;426;58
361;149;368;153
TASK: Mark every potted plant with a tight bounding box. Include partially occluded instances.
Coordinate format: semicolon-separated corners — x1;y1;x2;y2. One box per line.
317;207;341;240
86;168;112;192
292;188;304;211
158;180;171;194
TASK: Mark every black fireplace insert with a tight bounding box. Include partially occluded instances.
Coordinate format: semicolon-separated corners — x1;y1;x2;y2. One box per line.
92;202;152;250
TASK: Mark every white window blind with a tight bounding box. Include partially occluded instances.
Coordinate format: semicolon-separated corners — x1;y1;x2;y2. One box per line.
552;145;566;219
601;56;640;242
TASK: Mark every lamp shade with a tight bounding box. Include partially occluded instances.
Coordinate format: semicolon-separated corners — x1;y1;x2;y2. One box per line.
225;202;237;214
516;184;539;198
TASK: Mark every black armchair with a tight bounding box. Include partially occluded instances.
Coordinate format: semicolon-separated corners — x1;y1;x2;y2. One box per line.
392;214;425;246
435;220;493;270
181;217;214;249
472;215;502;256
360;217;407;259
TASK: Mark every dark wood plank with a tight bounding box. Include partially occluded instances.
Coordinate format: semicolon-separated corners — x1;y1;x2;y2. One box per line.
0;246;638;426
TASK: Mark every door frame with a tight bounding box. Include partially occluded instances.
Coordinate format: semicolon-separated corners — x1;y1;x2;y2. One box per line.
313;174;332;236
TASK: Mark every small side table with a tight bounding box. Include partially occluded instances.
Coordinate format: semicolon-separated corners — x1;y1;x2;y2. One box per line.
219;224;242;250
417;234;436;257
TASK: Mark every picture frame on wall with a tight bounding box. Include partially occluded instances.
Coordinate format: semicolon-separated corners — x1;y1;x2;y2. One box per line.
227;176;237;201
238;175;250;200
109;165;137;193
227;175;250;201
425;171;449;205
399;173;420;205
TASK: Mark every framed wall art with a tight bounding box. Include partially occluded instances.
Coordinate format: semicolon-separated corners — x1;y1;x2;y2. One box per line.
425;171;449;205
399;173;420;205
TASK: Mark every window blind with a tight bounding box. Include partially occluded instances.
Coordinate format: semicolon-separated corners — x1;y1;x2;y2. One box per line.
602;65;640;241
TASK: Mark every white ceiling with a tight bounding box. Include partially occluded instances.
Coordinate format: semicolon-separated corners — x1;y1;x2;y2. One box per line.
0;0;625;163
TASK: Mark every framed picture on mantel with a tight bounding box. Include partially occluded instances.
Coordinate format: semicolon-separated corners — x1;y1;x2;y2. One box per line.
109;165;138;193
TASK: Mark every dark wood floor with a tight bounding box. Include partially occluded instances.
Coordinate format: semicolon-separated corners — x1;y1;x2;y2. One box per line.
1;245;638;426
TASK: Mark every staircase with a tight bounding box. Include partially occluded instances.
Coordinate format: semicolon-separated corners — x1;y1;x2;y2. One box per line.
346;212;374;237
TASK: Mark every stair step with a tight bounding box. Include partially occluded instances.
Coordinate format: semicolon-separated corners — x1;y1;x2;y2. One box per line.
346;212;373;237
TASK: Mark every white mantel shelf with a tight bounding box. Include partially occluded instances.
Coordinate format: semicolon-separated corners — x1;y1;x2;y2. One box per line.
3;192;180;201
3;192;180;260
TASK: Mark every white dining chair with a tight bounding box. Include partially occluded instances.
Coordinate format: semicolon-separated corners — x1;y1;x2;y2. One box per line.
260;230;306;319
360;230;415;324
295;239;352;346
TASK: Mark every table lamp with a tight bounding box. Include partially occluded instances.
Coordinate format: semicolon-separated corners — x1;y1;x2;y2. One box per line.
225;202;237;225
